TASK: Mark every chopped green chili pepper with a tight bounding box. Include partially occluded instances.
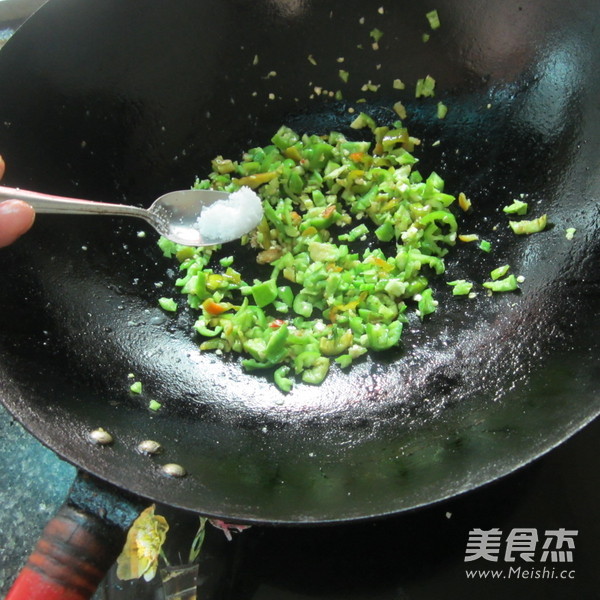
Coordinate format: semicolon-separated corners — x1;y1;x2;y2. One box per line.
194;319;223;337
301;356;330;385
415;75;436;98
338;223;369;242
158;297;178;312
479;240;492;253
265;323;289;361
277;285;294;307
293;294;314;318
369;28;384;43
503;199;528;215
483;274;519;292
274;365;293;392
426;9;441;29
490;265;510;280
366;321;403;350
447;280;473;296
509;214;548;235
130;381;143;394
350;112;377;131
335;354;353;369
417;289;437;318
251;279;278;307
375;221;395;242
241;358;278;371
158;116;463;390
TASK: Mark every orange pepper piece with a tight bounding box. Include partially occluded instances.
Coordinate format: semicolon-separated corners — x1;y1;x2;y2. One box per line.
202;298;229;316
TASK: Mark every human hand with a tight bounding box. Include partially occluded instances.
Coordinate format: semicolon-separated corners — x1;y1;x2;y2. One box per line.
0;155;35;247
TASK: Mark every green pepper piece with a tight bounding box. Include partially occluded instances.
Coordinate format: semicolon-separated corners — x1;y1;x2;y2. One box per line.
301;357;330;385
338;223;369;242
242;358;277;371
157;236;179;258
233;302;267;330
271;126;300;151
251;280;278;308
285;171;304;196
158;297;178;312
302;208;341;230
335;354;353;369
503;199;528;215
175;246;196;262
426;9;441;29
483;274;519;292
303;142;334;171
447;280;473;296
293;350;321;373
277;285;294;307
366;321;403;350
265;323;289;362
219;255;234;267
350;112;377;131
263;203;288;235
236;160;261;176
374;221;395;242
417;288;437;318
293;293;314;318
130;381;143;394
509;214;548;235
319;328;353;356
193;271;210;300
211;156;236;174
415;75;436;98
348;315;365;335
243;337;268;362
490;265;510;280
274;365;293;393
419;209;457;232
194;319;223;338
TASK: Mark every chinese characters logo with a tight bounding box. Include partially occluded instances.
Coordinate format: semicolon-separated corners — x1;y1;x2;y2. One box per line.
465;528;577;563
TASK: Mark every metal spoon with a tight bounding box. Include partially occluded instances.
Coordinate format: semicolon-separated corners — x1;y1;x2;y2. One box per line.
0;185;253;246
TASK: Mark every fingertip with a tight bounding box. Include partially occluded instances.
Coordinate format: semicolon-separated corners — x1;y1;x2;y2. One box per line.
0;200;36;248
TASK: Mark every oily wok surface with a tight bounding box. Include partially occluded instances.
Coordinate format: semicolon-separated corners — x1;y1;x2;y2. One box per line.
0;0;598;523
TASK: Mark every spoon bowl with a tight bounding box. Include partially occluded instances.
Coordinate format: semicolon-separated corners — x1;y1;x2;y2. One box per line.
148;189;233;245
0;185;258;246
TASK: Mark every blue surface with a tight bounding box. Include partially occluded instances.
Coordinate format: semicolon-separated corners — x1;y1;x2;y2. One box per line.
0;403;74;595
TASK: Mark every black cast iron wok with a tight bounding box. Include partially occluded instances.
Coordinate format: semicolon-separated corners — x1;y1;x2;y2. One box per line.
0;0;599;597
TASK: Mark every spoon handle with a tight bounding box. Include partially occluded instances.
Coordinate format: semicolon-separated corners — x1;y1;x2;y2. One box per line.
0;185;149;220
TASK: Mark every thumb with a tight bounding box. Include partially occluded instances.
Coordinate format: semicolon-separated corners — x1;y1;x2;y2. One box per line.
0;200;36;248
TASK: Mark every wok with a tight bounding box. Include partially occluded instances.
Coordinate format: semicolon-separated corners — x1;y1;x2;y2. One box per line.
0;0;598;597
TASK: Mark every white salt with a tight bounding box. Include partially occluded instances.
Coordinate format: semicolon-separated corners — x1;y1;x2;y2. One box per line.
196;186;263;244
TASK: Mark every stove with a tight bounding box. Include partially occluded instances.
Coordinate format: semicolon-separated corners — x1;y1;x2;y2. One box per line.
1;402;598;599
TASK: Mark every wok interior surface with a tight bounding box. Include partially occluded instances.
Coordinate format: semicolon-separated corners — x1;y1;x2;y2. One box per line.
0;0;598;522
